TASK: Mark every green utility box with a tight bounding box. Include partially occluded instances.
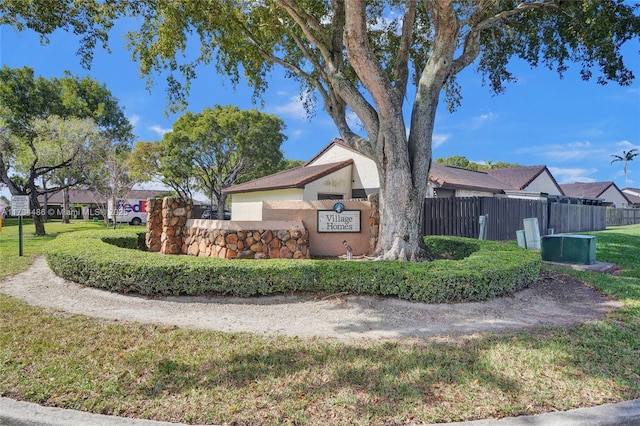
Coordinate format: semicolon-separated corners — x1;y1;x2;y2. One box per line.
541;234;596;265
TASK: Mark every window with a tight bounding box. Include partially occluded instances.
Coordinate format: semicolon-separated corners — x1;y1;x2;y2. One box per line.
317;193;344;200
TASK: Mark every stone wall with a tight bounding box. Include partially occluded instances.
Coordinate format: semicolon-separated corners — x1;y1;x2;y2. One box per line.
145;198;163;252
146;198;309;259
146;196;376;259
161;197;191;254
145;197;192;255
183;220;309;259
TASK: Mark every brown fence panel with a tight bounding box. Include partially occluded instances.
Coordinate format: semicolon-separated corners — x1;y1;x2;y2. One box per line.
481;197;548;241
607;208;640;226
423;197;608;240
423;197;548;241
423;197;481;238
548;203;606;233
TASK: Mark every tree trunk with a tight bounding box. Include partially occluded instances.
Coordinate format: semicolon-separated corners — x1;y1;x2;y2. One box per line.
29;190;46;236
218;194;227;220
43;192;49;223
62;187;70;224
111;194;118;229
372;126;428;261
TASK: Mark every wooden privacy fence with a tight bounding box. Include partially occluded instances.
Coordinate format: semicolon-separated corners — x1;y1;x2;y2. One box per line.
607;208;640;226
423;197;607;241
549;203;606;233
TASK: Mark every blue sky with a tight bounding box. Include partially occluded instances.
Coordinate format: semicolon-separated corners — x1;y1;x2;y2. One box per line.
1;19;639;201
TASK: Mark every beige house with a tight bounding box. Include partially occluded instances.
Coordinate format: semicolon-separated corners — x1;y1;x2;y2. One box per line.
560;182;631;207
427;164;564;200
225;139;569;213
305;138;380;198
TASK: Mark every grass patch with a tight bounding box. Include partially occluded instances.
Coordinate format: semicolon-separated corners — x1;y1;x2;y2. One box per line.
1;222;639;424
0;219;105;279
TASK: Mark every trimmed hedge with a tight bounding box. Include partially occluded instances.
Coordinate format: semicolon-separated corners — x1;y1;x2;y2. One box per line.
44;230;540;303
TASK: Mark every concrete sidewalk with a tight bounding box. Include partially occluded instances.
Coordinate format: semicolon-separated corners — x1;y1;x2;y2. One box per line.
2;396;640;426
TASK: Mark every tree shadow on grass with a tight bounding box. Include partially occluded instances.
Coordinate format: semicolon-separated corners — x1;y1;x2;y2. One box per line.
131;319;640;424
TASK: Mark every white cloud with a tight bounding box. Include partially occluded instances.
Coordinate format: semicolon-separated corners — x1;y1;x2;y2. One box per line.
128;114;141;127
615;140;640;150
148;124;171;137
432;133;450;148
470;112;496;130
548;167;598;184
289;128;304;139
273;95;309;120
515;141;607;162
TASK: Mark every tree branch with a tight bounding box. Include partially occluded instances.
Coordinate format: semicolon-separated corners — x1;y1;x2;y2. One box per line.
393;0;417;100
452;0;559;75
343;0;400;115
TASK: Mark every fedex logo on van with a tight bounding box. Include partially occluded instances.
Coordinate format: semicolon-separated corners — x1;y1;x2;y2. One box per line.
116;200;147;213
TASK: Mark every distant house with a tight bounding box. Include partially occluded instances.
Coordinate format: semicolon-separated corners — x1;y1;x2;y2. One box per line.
427;163;509;198
485;165;564;197
560;182;631;208
428;164;564;199
622;188;640;207
37;188;169;219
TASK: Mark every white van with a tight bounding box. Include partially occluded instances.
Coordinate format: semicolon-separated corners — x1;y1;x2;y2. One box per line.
107;199;148;225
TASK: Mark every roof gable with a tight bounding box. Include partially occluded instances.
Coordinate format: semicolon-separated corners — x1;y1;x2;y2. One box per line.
559;181;614;198
485;165;545;190
306;138;360;166
223;160;353;194
560;181;631;204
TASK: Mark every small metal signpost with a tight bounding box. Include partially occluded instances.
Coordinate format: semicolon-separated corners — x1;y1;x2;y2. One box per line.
11;195;30;256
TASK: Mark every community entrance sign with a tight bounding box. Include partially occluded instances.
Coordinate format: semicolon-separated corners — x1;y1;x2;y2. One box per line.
317;203;361;233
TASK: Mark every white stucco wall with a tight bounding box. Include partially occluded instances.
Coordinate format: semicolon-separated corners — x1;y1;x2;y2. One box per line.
455;189;500;197
231;202;264;221
230;189;304;220
303;165;353;200
525;172;563;195
308;144;380;191
601;186;629;207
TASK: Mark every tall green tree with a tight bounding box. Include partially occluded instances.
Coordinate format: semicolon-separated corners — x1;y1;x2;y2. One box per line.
610;148;639;188
15;116;100;224
3;1;638;257
436;156;521;171
0;66;132;235
85;137;138;228
162;105;286;218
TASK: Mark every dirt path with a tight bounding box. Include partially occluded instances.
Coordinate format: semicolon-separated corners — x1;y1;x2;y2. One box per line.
0;257;622;340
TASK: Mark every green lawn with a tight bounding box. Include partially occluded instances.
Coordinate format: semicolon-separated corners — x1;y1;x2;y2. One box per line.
0;221;639;425
0;218;107;279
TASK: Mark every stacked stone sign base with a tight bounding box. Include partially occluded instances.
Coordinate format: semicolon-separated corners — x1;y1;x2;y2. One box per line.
145;197;192;254
145;198;163;252
145;200;310;259
183;219;309;259
161;198;191;254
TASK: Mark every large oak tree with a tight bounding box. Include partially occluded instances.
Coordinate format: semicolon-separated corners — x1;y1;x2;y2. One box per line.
0;66;132;235
4;1;638;257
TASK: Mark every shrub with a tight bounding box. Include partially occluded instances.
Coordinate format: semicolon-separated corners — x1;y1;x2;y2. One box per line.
44;230;540;303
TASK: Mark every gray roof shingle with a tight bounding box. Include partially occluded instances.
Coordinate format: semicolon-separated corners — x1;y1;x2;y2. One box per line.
429;163;509;193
